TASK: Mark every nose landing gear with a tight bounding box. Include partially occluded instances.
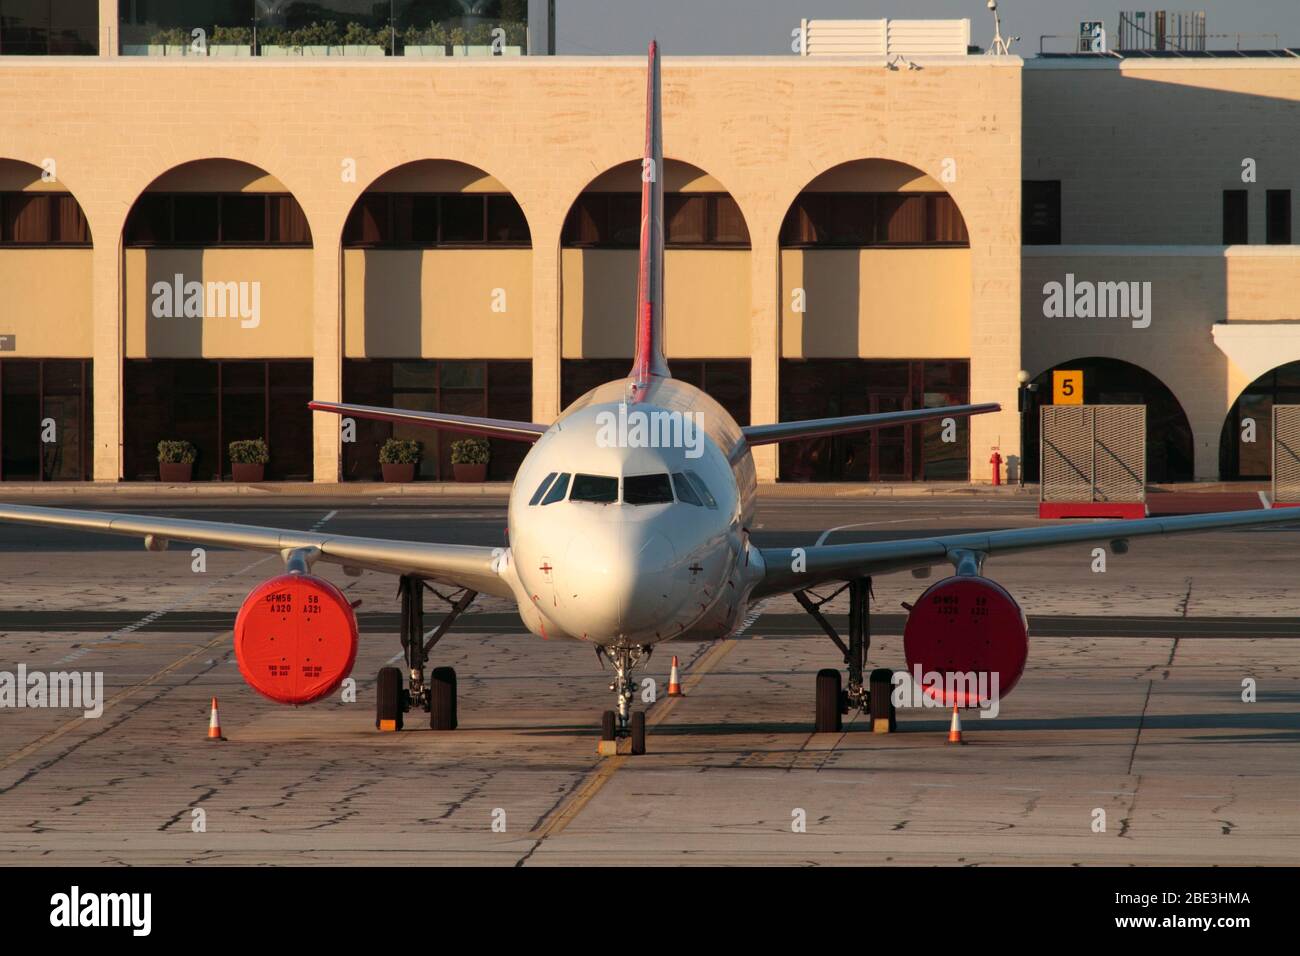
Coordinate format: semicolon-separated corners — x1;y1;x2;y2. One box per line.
375;575;476;732
596;644;650;755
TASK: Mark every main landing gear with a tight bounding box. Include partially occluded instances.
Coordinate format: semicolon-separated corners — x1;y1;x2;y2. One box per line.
376;575;477;732
794;576;896;734
596;644;650;755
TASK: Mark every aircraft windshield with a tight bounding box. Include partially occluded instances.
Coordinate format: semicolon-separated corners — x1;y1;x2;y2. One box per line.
671;472;702;506
570;474;618;504
624;473;673;505
540;472;570;505
528;472;557;505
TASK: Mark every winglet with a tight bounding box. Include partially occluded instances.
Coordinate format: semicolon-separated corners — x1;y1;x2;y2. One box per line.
630;39;669;394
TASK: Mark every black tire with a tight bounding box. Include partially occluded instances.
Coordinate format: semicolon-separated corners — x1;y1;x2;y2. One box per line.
630;711;646;755
430;666;457;731
869;667;897;730
600;710;617;741
376;666;404;731
815;669;842;733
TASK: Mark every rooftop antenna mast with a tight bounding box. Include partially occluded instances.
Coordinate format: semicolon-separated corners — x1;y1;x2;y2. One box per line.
985;0;1019;55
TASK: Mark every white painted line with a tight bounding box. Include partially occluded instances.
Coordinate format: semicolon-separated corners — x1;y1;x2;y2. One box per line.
815;517;921;547
1259;491;1271;509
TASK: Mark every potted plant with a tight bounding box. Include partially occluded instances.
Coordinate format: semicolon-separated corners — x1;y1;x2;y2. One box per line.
148;27;190;57
379;438;421;482
229;438;269;482
402;22;447;56
342;21;387;56
210;25;252;57
157;440;196;482
451;437;490;482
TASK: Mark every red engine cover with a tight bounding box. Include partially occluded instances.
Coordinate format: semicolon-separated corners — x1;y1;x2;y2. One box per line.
902;576;1029;707
234;573;358;706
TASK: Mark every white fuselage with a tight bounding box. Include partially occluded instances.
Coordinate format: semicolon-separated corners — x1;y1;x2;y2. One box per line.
502;376;764;648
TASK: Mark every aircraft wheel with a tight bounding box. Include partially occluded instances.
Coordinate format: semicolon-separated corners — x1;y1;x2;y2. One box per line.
630;711;647;755
600;710;617;741
869;667;897;731
429;666;457;731
376;666;404;732
815;669;842;733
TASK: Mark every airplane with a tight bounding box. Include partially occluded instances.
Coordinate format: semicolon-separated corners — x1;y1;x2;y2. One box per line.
3;41;1299;755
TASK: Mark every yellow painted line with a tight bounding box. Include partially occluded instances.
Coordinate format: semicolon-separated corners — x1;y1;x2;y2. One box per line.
0;631;232;773
532;638;736;840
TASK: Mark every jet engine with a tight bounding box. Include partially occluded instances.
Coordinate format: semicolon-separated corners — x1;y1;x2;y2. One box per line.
233;573;359;706
902;575;1028;707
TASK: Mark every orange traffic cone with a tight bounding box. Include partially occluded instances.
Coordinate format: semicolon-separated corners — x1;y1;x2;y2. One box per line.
667;656;683;697
207;697;226;741
947;704;963;745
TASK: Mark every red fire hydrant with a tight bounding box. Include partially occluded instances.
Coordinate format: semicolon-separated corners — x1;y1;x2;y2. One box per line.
989;449;1002;486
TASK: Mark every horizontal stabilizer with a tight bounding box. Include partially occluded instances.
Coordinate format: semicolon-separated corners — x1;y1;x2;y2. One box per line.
742;403;1000;446
309;401;547;443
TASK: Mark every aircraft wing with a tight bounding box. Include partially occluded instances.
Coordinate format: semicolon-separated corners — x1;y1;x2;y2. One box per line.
0;503;513;599
752;507;1300;598
309;401;547;443
742;403;1000;445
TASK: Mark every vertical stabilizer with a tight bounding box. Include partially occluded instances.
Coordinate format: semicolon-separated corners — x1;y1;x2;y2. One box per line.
630;40;670;393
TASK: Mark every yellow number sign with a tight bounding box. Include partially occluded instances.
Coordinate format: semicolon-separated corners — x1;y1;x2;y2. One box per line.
1053;370;1083;405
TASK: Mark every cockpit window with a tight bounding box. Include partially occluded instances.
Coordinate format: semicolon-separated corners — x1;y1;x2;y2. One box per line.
624;473;674;505
540;472;570;505
685;470;717;509
570;473;618;504
528;472;558;506
671;472;703;507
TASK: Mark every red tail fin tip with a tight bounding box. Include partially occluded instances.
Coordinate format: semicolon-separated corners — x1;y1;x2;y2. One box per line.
631;39;669;394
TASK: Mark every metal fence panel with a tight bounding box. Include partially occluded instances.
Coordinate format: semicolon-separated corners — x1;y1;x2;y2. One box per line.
1040;405;1146;503
1272;405;1300;503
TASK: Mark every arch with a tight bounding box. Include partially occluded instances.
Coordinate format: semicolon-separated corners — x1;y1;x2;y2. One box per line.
0;157;94;244
348;158;535;245
557;157;753;424
119;158;317;483
1025;357;1194;484
1217;360;1300;480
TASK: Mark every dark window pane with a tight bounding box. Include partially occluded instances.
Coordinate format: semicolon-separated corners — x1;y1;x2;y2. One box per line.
665;194;706;244
571;473;618;503
125;194;171;245
266;361;312;480
440;195;484;243
52;194;90;244
269;195;311;245
1023;180;1062;245
623;473;673;505
1;360;40;479
529;472;557;505
1223;190;1248;245
607;194;641;246
541;472;570;504
1266;190;1291;245
927;194;968;244
344;194;389;245
684;470;716;508
221;194;266;243
487;195;529;243
2;194;51;243
711;195;750;245
562;194;605;245
671;472;702;506
877;195;926;243
172;195;219;244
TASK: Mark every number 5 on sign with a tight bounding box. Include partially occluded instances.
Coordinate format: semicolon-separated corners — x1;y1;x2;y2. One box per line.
1053;370;1083;405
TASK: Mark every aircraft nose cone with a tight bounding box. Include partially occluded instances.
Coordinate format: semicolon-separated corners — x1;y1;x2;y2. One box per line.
562;528;679;639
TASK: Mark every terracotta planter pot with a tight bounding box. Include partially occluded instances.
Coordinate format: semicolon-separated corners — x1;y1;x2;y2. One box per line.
232;463;265;482
159;462;193;482
381;462;416;483
453;463;488;482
